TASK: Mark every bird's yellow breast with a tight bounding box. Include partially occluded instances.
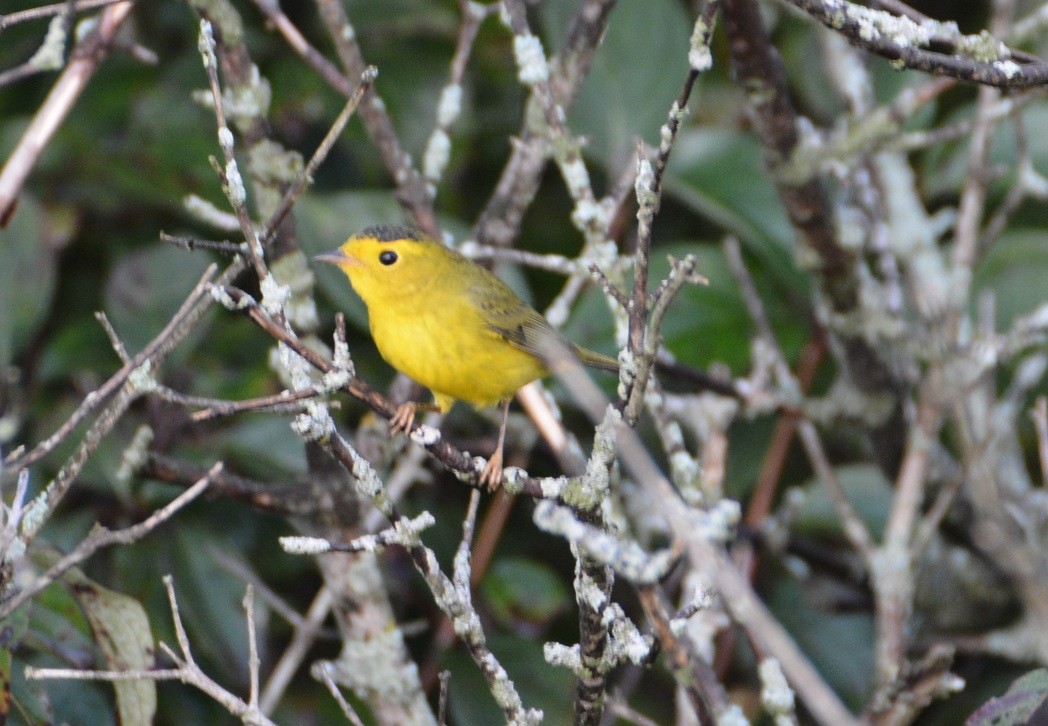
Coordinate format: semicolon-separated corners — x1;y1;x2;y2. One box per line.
366;284;547;411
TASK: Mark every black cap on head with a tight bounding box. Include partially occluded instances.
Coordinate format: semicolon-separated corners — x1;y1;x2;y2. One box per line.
357;225;425;243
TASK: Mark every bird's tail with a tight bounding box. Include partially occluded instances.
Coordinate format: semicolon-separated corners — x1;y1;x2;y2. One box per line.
572;345;619;373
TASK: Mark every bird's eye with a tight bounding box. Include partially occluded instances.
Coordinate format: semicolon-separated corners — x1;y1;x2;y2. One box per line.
379;250;398;266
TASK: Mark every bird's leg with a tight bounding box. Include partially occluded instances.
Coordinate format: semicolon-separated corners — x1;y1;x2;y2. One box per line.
480;399;511;492
389;401;441;434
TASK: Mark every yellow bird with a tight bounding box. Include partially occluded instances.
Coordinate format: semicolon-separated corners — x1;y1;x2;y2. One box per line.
315;225;618;489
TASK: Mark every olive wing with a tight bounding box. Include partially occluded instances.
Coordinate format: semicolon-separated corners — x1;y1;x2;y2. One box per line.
464;270;575;367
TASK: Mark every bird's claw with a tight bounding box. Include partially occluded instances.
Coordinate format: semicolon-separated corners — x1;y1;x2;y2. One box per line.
479;449;504;492
390;402;418;434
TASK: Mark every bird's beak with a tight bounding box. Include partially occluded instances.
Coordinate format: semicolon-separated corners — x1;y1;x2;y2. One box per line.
314;248;357;267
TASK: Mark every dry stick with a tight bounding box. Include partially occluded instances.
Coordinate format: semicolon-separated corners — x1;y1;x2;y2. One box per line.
323;434;540;724
951;82;1001;299
873;397;942;690
978;110;1039;253
782;75;956;184
743;335;826;532
0;0;130;29
0;0;133;225
466;244;578;275
196;18;267;284
317;666;367;726
282;513;437;555
251;62;377;251
625;67;702;416
179;387;321;422
873;0;1041;63
720;0;907;480
259;586;335;714
714;334;825;678
499;0;608;271
312;0;438;236
551;354;859;726
636;586;719;725
724;238;875;561
247;0;352;97
143;453;329;517
25;382;138;536
910;452;964;557
413;383;578;687
499;7;617;723
244;585;261;714
786;0;1048;89
5;263;221;471
0;464;219;620
891;85;1046;153
161;576;278;726
159;232;241;254
211;547;338;640
472;0;617;249
421;0;494;193
9;267;222;538
438;671;451;726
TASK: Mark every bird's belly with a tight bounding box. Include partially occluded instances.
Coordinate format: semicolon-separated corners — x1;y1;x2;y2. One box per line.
371;312;547;409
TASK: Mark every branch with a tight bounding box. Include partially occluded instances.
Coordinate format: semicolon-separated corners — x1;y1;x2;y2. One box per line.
29;575;277;726
214;284;585;503
0;464;219;620
785;0;1048;89
720;0;908;477
0;1;134;225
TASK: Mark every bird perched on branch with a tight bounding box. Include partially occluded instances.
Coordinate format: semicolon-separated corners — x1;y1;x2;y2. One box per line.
315;225;618;490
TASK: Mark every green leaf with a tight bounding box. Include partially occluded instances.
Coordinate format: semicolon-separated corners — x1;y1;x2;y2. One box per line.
481;556;570;632
766;576;874;711
967;668;1048;726
64;569;157;726
0;196;69;367
543;0;692;170
103;244;212;356
794;463;892;541
973;229;1048;330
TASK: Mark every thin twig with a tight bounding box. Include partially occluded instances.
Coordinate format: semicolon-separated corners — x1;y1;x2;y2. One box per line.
259;587;335;714
317;666;367;726
0;464;220;620
0;1;134;225
0;0;128;29
636;586;718;724
786;0;1046;88
5;263;220;471
1033;397;1048;485
196;18;267;283
312;0;438;235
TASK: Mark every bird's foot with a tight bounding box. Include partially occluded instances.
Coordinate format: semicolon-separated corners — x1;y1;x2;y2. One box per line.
389;402;418;434
479;448;504;492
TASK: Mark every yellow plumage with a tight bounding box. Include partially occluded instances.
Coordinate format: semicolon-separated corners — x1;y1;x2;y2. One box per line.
315;224;617;487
